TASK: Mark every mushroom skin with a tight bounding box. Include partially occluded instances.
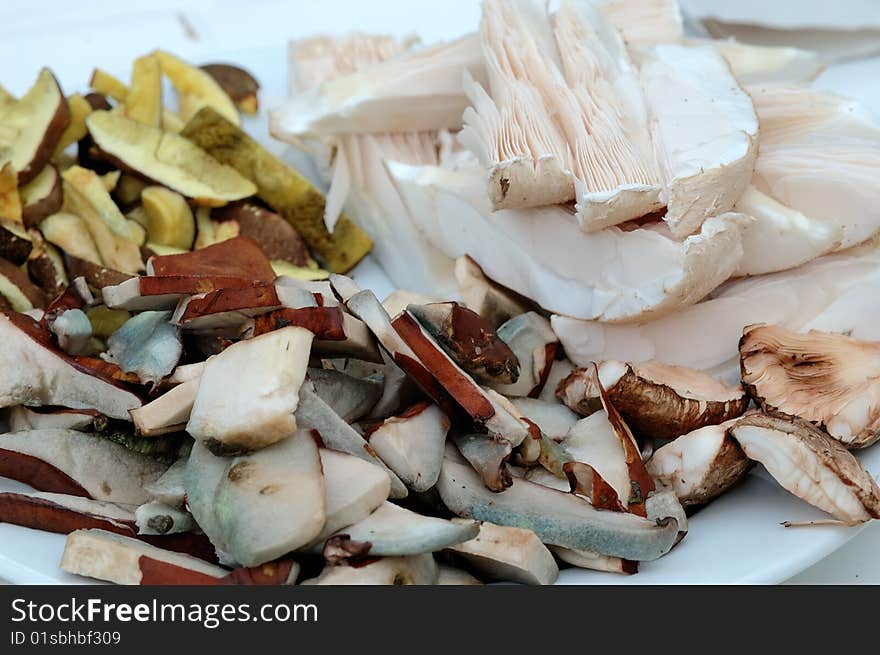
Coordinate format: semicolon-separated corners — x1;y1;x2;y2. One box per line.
740;324;880;448
558;360;748;441
729;413;880;522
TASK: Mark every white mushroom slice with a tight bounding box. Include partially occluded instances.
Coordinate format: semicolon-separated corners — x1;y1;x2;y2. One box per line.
8;406;101;432
549;545;637;575
313;448;390;543
104;311;182;386
729;413;880;523
538;359;575;403
166;361;204;385
324;502;479;557
453;433;513;492
186;326;312;451
143;458;187;508
0;491;136;535
275;277;339;307
0;312;141;420
214;429;325;567
390;162;751;323
740;325;880;448
563;412;631;510
454;255;534;328
0;429;166;505
135;501;194;536
647;420;750;507
309;368;382;423
511;398;579;439
366;402;450;492
130;377;199;437
492;312;558;397
184;440;230;552
382;289;439;318
437;460;680;561
436;564;483;585
597;0;683;49
61;529;228;585
551;240;880;381
446;519;558;585
640;43;758;238
49;309;92;356
558;361;747;440
301;553;438;585
688;39;822;84
328;273;361;303
296;382;408;498
314;312;383;364
523;467;570;492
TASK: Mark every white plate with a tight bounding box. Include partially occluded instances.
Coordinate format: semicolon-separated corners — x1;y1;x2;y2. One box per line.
1;0;879;585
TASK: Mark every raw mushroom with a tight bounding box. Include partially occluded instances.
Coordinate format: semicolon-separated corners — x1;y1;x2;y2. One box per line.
301;553;438;585
492;312;558;398
452;433;513;492
729;413;880;523
647;420;751;507
135;501;195;536
104;310;182;386
130;377;199;437
511;398;579;439
309;367;382;422
549;546;637;575
558;360;748;440
382;289;439;317
8;406;103;432
435;564;483;585
562;412;632;511
48;308;93;356
740;324;880;448
454;256;535;328
0;491;137;535
143;458;187;508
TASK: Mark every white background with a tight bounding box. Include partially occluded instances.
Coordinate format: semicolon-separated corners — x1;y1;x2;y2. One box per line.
1;0;879;584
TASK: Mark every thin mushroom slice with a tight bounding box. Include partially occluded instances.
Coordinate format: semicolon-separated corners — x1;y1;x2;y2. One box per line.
104;310;182;386
492;312;559;398
446;519;558;586
729;413;880;523
0;491;136;534
8;406;104;432
454;255;535;328
365;402;450;492
322;501;479;558
309;367;382;423
562;412;630;512
143;458;187;508
130;377;199;437
740;324;880;448
301;553;438;585
437;459;680;561
549;546;637;575
558;360;748;441
453;433;514;492
647;420;751;508
408;301;520;385
511;398;579;439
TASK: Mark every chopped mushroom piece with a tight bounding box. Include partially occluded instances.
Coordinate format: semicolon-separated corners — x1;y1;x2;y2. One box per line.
729;413;880;523
562;412;631;511
135;501;195;536
452;433;513;492
558;360;748;441
446;519;558;585
454;255;534;328
309;368;382;423
740;324;880;448
104;310;182;385
8;406;102;432
647;420;750;508
130;378;199;437
143;459;187;508
435;564;483;585
492;312;558;398
549;545;637;575
0;491;136;534
301;553;438;585
511;398;579;439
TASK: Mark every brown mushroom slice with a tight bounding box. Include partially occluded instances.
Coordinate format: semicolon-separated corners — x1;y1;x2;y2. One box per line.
20;165;62;228
200;63;259;115
740;324;880;448
549;546;637;575
366;402;450;492
147;236;275;281
436;565;483;585
452;433;513;492
301;552;437;585
250;307;350;347
27;242;67;298
60;529;228;585
1;68;70;185
0;219;33;265
437;459;680;561
0;257;46;311
85;111;256;205
296;382;408;499
392;310;529;446
186;326;312;451
130;377;199;436
212;201;311;266
454;255;535;328
407;301;520;385
67;256;133;292
729;413;880;523
647;420;751;508
0;491;136;535
446;519;558;585
8;406;103;432
0;163;22;223
0;311;141;419
171;284;288;333
492;312;559;398
309;367;382;423
559;360;748;441
103;274;259;312
0;429;166;504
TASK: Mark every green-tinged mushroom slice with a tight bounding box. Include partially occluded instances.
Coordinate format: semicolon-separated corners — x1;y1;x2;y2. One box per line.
105;310;182;386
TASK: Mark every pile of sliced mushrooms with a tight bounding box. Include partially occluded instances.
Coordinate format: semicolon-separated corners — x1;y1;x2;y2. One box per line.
1;0;879;585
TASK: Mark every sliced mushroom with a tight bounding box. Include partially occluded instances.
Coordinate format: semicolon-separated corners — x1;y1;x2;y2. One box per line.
0;429;166;504
647;420;751;507
559;360;748;441
309;367;382;423
549;546;637;575
200;63;259;115
729;413;880;523
301;553;438;585
0;311;141;419
135;500;195;536
165;361;205;386
61;529;228;585
296;382;408;498
0;220;34;265
492;312;559;398
8;406;103;432
437;459;680;561
187;326;312;451
740;324;880;448
48;308;93;356
130;378;199;437
104;310;182;385
212;201;310;266
511;397;579;439
446;519;558;585
454;255;534;328
27;241;67;299
436;564;483;585
408;301;520;385
452;433;513;492
365;402;450;492
143;458;187;508
102;275;261;312
183;440;230;552
0;257;46;311
0;491;136;535
147;236;276;281
563;412;631;511
382;289;439;318
322;501;478;558
20;164;63;228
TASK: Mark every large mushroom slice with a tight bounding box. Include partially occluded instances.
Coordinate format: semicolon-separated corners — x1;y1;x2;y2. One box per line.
492;312;558;398
301;553;438;585
562;412;631;511
0;312;141;419
558;360;748;441
0;491;137;535
729;413;880;523
446;519;558;585
740;324;880;448
647;420;751;508
437;459;680;561
101;275;259;312
365;402;450;492
186;326;312;451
